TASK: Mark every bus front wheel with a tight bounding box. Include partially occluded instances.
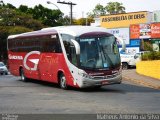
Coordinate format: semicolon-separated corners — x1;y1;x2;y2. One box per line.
59;73;67;90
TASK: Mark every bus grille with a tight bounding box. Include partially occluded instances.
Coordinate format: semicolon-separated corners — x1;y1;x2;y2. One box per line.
90;73;118;80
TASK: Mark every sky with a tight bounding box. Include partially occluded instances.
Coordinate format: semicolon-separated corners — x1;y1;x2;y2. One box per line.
2;0;160;18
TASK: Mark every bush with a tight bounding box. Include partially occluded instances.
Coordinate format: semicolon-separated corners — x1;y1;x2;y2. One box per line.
141;40;160;61
8;26;32;34
142;51;160;61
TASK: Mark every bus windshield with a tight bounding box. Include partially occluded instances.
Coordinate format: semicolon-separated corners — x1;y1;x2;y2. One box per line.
79;36;120;69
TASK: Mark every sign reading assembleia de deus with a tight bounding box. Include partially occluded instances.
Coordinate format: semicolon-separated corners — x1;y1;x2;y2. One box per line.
102;13;145;22
100;11;148;28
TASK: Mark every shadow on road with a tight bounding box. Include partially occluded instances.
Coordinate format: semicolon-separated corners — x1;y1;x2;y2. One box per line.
76;84;159;93
17;78;160;93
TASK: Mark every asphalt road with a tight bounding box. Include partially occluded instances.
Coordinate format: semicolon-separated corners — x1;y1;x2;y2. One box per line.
0;74;160;114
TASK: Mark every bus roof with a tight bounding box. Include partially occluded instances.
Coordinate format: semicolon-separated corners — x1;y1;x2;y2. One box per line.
42;26;110;37
8;29;57;39
8;26;110;39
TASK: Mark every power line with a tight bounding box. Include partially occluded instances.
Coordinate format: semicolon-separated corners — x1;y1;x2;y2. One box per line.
57;0;76;25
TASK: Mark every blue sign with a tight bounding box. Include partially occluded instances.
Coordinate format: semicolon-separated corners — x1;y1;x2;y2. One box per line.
130;39;140;46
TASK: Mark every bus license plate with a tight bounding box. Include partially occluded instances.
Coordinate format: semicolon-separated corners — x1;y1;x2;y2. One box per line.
102;81;108;85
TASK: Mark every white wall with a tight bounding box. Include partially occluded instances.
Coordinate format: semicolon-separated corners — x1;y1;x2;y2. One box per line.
106;28;130;45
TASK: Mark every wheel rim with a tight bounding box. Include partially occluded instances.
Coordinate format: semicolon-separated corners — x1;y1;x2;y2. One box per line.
122;64;128;69
60;75;66;89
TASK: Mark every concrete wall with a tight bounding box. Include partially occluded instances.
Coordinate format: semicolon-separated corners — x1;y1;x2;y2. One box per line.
136;60;160;79
90;18;100;27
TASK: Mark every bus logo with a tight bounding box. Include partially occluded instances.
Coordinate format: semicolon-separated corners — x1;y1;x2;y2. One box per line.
8;54;23;60
23;51;41;71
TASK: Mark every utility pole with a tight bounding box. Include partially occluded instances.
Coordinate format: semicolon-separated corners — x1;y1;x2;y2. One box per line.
47;1;69;25
57;0;76;25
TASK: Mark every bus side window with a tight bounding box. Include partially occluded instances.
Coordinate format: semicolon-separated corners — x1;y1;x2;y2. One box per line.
63;41;70;57
40;35;62;53
46;38;60;53
61;34;77;66
53;35;62;53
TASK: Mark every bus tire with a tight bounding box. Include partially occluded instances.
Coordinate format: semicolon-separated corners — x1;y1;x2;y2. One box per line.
59;73;67;90
122;63;129;70
20;68;27;82
94;85;102;89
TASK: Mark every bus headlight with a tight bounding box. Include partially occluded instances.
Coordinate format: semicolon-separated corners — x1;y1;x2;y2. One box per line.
82;73;90;78
78;72;91;79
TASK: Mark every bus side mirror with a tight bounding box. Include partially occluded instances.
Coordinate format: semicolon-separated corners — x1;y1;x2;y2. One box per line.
71;39;80;55
71;39;80;67
115;36;126;52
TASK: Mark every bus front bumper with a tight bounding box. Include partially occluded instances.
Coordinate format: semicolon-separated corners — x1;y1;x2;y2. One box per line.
80;74;122;88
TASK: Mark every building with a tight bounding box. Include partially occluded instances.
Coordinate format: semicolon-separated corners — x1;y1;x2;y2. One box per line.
90;17;100;27
100;11;152;29
130;23;160;52
152;10;160;22
91;11;160;53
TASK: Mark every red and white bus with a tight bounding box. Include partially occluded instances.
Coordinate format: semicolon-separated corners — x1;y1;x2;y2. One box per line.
8;26;122;89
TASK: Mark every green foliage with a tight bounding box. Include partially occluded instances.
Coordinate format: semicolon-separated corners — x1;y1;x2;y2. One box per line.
1;1;65;28
74;17;94;25
142;52;160;61
0;26;31;61
25;19;43;30
141;41;160;61
87;4;106;18
74;18;87;25
59;15;70;25
18;5;28;13
88;2;126;18
18;4;64;26
0;0;68;62
0;26;8;39
0;26;9;61
8;26;31;34
143;40;153;51
105;2;125;15
0;7;44;29
6;3;16;9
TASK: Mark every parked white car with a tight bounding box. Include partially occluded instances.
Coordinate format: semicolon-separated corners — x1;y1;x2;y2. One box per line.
0;62;8;75
120;53;135;69
121;51;149;69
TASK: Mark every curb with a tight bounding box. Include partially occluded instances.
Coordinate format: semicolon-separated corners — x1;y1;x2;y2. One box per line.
122;76;160;90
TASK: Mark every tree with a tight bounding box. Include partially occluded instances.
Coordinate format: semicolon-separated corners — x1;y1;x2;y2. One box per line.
105;2;125;14
27;4;64;26
0;7;43;30
6;3;16;9
0;26;31;62
74;17;94;26
0;1;69;62
0;2;42;62
18;5;28;13
0;26;8;62
74;18;86;25
87;4;106;18
8;26;31;34
59;15;70;25
87;2;126;18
